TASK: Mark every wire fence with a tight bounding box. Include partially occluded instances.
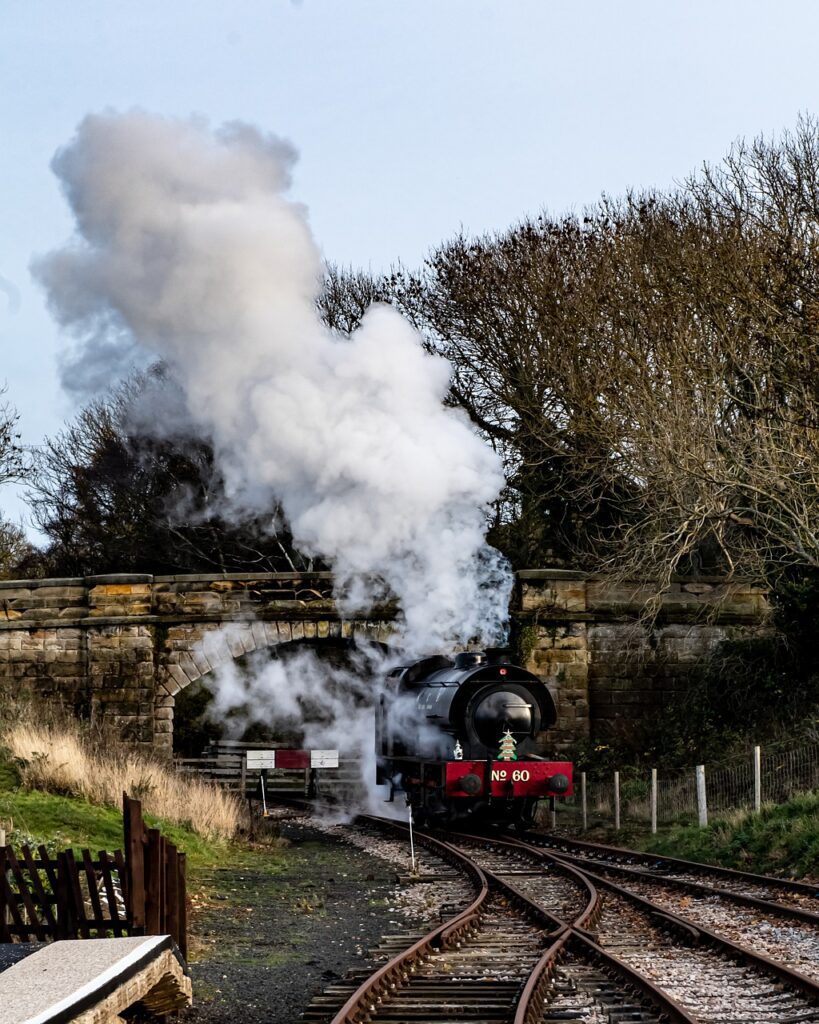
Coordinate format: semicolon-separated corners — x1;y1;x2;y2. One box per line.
556;742;819;832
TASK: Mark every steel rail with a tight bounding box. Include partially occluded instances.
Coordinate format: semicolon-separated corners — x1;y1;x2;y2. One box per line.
564;929;699;1024
443;829;601;931
328;816;489;1024
485;874;697;1024
511;836;819;1003
512;930;572;1024
540;845;819;927
436;829;697;1024
531;831;819;898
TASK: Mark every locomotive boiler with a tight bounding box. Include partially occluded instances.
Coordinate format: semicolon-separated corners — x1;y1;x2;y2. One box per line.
376;649;573;827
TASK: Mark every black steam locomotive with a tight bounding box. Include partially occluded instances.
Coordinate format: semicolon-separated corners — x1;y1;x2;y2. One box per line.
376;649;573;827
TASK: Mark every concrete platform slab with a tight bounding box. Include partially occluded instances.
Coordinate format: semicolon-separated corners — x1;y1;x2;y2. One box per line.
0;935;191;1024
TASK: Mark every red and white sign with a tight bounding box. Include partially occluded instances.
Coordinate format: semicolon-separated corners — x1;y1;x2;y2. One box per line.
445;760;574;799
245;749;339;770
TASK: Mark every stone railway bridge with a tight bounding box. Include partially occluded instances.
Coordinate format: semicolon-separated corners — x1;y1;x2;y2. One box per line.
0;570;766;756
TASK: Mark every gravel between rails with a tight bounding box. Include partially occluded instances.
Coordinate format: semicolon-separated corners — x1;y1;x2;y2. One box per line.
445;837;591;923
595;886;816;1023
589;871;819;982
649;867;819;912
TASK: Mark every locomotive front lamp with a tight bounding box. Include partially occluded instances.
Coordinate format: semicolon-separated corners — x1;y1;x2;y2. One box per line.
547;773;570;794
458;773;483;795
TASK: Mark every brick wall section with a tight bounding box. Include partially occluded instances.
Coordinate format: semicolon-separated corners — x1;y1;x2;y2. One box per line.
0;570;767;755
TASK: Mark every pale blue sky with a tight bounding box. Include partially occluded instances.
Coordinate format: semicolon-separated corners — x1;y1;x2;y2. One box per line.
3;0;819;530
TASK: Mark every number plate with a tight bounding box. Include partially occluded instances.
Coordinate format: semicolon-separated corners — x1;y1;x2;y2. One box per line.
445;760;574;798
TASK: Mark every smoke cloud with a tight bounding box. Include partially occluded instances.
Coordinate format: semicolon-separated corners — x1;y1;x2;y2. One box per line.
35;111;512;656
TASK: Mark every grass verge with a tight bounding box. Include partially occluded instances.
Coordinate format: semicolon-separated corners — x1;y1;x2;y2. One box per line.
1;711;241;841
567;790;819;879
0;751;294;874
0;754;246;870
637;791;819;878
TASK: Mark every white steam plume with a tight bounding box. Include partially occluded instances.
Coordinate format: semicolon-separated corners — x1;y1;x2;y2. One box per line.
34;111;512;654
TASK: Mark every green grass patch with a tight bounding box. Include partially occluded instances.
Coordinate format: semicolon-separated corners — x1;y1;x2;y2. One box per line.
0;758;20;791
0;749;283;873
635;790;819;878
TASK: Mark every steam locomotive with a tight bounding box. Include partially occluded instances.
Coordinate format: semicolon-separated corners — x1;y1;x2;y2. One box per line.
376;649;573;828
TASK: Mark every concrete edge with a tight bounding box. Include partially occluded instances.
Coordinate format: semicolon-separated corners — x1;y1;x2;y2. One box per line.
14;936;185;1024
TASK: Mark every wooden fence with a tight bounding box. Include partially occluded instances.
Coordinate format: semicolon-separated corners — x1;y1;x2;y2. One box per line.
176;739;362;803
0;793;186;957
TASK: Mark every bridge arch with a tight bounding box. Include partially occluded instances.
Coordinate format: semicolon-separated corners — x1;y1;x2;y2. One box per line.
157;617;396;753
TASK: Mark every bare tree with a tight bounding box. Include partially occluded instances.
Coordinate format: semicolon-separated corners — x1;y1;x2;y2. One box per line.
387;120;819;595
0;385;22;489
569;125;819;593
317;264;391;336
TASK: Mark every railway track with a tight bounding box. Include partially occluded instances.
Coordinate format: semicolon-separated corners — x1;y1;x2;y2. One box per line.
447;830;819;1020
520;832;819;980
530;833;819;912
300;815;819;1023
303;816;699;1023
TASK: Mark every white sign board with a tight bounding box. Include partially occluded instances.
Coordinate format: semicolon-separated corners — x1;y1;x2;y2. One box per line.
246;750;276;769
310;750;339;769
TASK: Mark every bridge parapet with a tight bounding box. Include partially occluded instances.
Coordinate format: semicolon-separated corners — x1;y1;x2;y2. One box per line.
0;570;767;756
0;572;341;626
515;570;768;750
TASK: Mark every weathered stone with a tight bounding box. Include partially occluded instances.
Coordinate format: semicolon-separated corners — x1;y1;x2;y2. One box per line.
179;592;223;613
0;570;769;755
238;626;257;654
250;620;269;649
177;652;201;682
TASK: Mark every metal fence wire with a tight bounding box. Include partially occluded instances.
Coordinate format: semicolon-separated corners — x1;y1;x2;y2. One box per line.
557;742;819;831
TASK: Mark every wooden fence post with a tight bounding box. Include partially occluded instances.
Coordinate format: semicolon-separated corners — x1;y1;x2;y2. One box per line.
55;851;77;939
613;771;621;830
145;828;164;935
753;745;762;812
123;793;146;932
580;772;587;833
121;791;188;957
650;768;658;835
178;852;187;960
696;765;708;827
165;842;180;950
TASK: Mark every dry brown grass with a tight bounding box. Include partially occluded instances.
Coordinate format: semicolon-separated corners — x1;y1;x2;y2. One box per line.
2;717;241;841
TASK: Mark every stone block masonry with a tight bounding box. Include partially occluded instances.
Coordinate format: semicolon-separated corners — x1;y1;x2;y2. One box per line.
0;570;767;756
515;570;767;751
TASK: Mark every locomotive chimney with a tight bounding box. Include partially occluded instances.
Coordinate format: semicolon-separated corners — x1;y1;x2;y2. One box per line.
484;647;512;665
